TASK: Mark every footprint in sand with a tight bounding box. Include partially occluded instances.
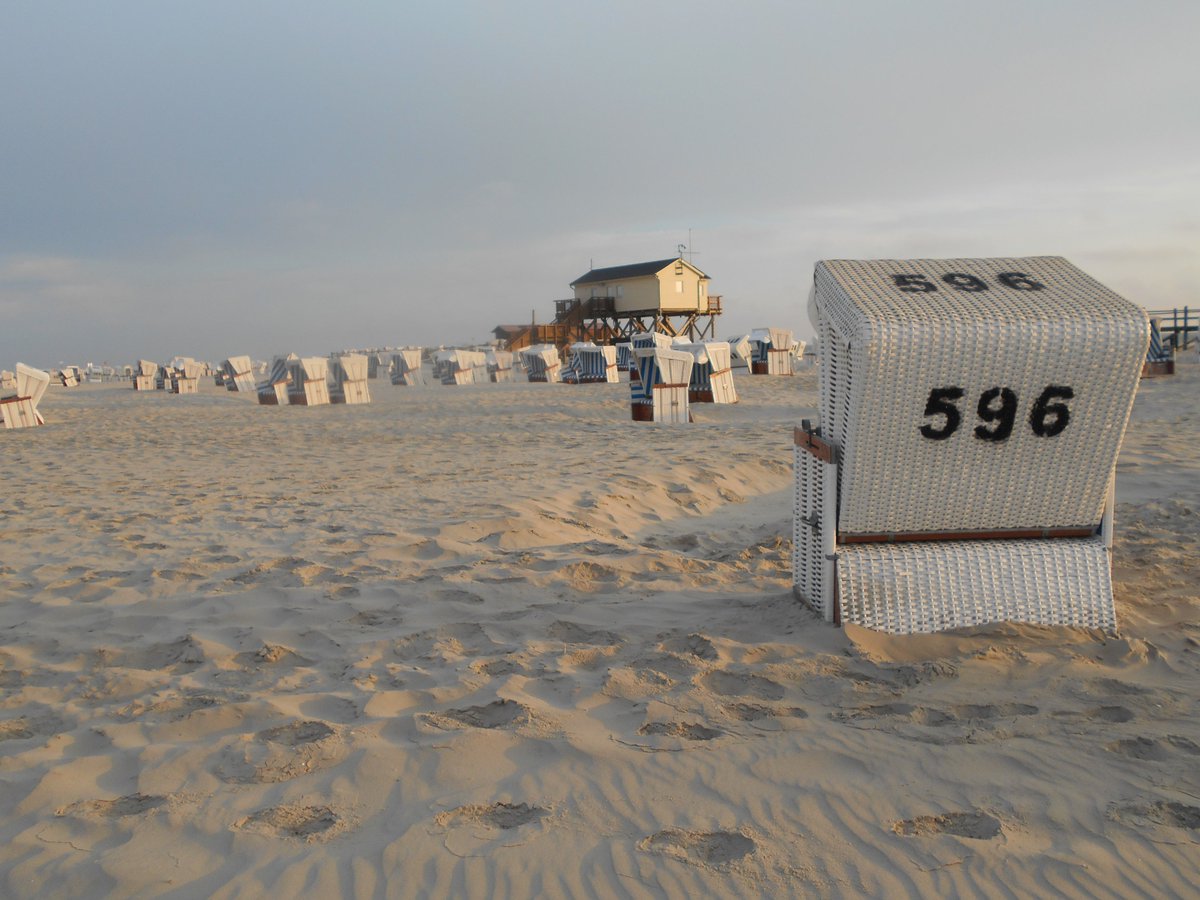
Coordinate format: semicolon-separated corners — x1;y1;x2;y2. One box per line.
57;793;169;819
892;811;1002;839
638;828;756;867
1108;800;1200;831
436;802;547;830
722;703;808;723
700;671;785;701
419;699;533;731
216;720;343;783
660;633;718;662
547;620;621;646
637;721;723;741
1105;735;1200;761
235;804;344;841
0;718;36;741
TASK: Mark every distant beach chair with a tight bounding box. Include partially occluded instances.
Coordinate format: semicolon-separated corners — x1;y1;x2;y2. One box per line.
286;357;331;406
676;341;738;404
794;256;1149;634
436;349;487;385
520;345;562;383
726;335;753;370
390;349;426;386
1;363;50;428
58;366;80;388
565;343;618;384
221;356;256;393
615;342;633;374
133;359;158;391
171;359;204;394
628;332;672;383
331;354;371;404
749;328;794;375
487;349;515;383
1142;318;1175;377
0;371;15;392
631;347;693;423
256;354;294;404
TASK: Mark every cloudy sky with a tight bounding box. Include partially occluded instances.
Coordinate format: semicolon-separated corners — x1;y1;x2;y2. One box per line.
3;1;1197;366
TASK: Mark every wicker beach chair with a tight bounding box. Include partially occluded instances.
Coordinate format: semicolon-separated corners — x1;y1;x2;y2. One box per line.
631;347;693;423
676;341;738;404
256;354;294;404
1;363;50;428
330;354;371;404
220;356;256;393
748;328;794;375
521;345;562;383
1142;318;1175;377
286;357;331;406
390;349;425;386
487;350;515;383
171;359;204;395
793;257;1149;634
133;359;158;391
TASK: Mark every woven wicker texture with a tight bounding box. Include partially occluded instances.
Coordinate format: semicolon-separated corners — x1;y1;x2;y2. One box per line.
793;445;836;621
836;537;1115;634
814;257;1148;534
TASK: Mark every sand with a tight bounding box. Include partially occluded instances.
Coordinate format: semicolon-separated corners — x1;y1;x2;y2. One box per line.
0;364;1196;898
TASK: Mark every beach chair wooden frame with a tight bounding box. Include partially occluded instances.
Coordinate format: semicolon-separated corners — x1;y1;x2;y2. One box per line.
794;257;1148;634
286;357;331;406
331;354;371;404
1;364;50;429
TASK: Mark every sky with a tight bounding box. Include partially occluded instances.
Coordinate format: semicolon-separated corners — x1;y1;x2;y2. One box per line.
2;0;1198;367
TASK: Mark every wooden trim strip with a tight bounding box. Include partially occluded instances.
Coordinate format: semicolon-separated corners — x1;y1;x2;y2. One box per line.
793;426;834;463
838;527;1097;544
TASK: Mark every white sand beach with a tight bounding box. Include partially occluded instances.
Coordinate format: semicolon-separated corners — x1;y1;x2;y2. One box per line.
0;365;1196;897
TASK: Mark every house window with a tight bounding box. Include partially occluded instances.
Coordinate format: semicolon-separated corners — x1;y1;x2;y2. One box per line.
675;280;684;293
615;285;624;298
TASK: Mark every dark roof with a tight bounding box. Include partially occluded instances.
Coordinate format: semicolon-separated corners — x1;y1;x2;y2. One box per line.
571;257;707;286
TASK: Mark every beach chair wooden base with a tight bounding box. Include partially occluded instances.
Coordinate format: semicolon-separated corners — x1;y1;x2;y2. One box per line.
172;378;199;395
258;382;288;405
689;389;714;403
0;396;40;429
792;427;1116;634
289;381;331;406
133;375;156;391
1142;360;1175;378
332;380;370;404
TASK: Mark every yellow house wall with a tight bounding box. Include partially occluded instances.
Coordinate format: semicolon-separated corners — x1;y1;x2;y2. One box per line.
572;262;709;314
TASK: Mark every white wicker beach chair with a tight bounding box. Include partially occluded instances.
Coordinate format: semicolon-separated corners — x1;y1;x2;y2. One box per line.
1;363;50;428
676;342;738;404
487;349;515;383
631;347;693;423
256;354;294;404
286;357;331;406
520;345;562;383
220;356;256;393
748;328;794;375
391;349;425;386
331;354;371;404
727;335;753;370
794;257;1149;634
133;359;158;391
171;359;204;395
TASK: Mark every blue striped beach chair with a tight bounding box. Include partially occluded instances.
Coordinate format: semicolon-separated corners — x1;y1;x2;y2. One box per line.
257;354;294;404
677;342;738;404
520;345;562;383
630;347;693;423
331;354;371;404
1142;318;1174;377
391;349;425;386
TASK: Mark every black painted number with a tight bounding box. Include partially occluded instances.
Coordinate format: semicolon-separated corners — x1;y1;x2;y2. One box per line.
893;274;937;293
1029;385;1073;437
942;273;989;292
974;387;1017;441
889;271;1047;292
997;272;1045;291
920;385;1073;441
919;387;964;440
